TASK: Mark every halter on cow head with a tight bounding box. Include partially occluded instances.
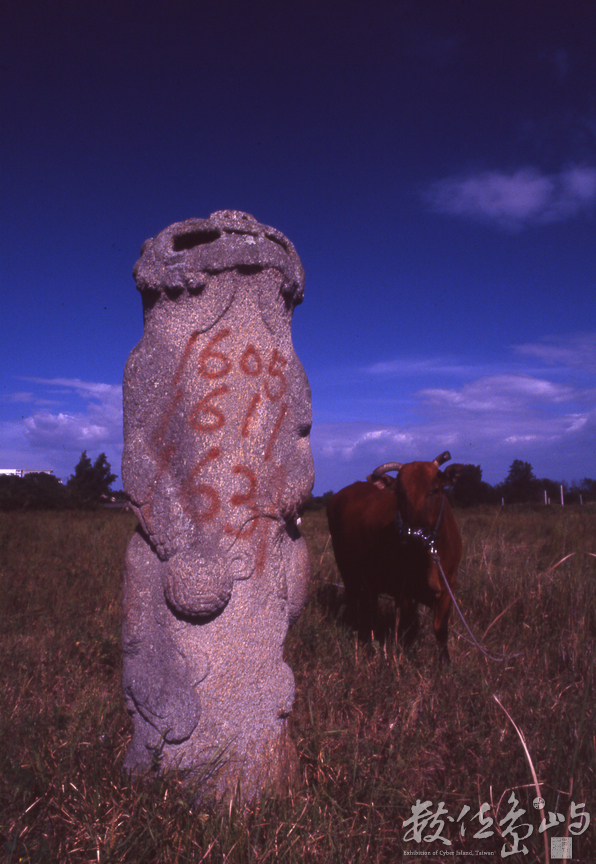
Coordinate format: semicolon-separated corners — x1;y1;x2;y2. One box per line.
369;451;462;539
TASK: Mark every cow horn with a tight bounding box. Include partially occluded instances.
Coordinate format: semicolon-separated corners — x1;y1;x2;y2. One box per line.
371;462;403;477
433;451;451;467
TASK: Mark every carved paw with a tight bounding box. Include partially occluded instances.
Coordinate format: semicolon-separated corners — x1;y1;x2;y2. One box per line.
123;644;207;743
164;545;253;618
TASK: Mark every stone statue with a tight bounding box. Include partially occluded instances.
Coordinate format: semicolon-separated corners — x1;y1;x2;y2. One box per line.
121;211;314;800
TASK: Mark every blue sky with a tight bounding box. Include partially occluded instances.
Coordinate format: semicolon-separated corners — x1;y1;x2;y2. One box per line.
2;1;595;492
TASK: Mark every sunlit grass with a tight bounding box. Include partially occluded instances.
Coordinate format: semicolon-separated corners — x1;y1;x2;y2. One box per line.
1;506;594;862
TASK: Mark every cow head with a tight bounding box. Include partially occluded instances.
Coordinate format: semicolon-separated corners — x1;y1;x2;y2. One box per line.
366;471;398;491
370;451;463;528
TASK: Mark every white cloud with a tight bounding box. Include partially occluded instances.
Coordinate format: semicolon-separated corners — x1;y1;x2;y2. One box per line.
1;378;123;482
424;166;596;229
365;357;481;377
21;379;123;450
3;391;35;403
515;333;596;370
24;411;112;447
312;336;596;490
1;391;60;406
416;373;593;455
420;375;575;413
318;424;415;461
4;338;595;494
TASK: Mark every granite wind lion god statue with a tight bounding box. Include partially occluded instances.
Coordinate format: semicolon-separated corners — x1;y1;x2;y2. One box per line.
121;211;314;800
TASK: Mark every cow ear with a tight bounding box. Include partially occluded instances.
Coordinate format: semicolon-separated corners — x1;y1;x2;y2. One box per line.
441;463;465;487
367;473;393;490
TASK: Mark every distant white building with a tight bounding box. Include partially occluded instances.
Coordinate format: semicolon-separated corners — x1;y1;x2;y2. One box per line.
0;469;55;477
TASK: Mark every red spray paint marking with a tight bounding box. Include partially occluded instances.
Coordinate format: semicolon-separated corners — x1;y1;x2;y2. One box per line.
173;330;201;386
144;390;184;516
241;392;261;438
264;402;287;461
180;447;221;523
151;389;185;460
146;325;205;494
144;330;293;566
229;465;258;506
264;349;288;401
225;466;259;538
254;464;289;574
188;385;229;432
198;328;232;379
224;510;260;539
239;344;263;376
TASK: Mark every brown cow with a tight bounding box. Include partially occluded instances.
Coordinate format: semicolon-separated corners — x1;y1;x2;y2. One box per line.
327;452;463;664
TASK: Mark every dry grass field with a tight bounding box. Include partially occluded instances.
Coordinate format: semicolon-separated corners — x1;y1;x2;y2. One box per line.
0;505;594;863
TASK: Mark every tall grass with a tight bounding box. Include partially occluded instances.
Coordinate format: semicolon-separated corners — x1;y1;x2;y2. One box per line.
0;506;594;862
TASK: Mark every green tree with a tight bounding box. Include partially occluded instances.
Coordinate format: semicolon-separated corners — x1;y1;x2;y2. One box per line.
499;459;540;504
0;472;68;510
67;451;117;507
304;490;335;511
580;478;596;502
451;464;498;507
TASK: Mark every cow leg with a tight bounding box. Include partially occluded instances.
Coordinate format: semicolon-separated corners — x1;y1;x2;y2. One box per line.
343;581;373;641
343;581;359;629
357;587;376;642
433;591;452;665
345;582;370;638
397;598;419;650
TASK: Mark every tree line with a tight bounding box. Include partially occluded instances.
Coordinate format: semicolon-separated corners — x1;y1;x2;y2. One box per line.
2;453;594;511
0;451;121;511
307;460;596;510
452;460;596;507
